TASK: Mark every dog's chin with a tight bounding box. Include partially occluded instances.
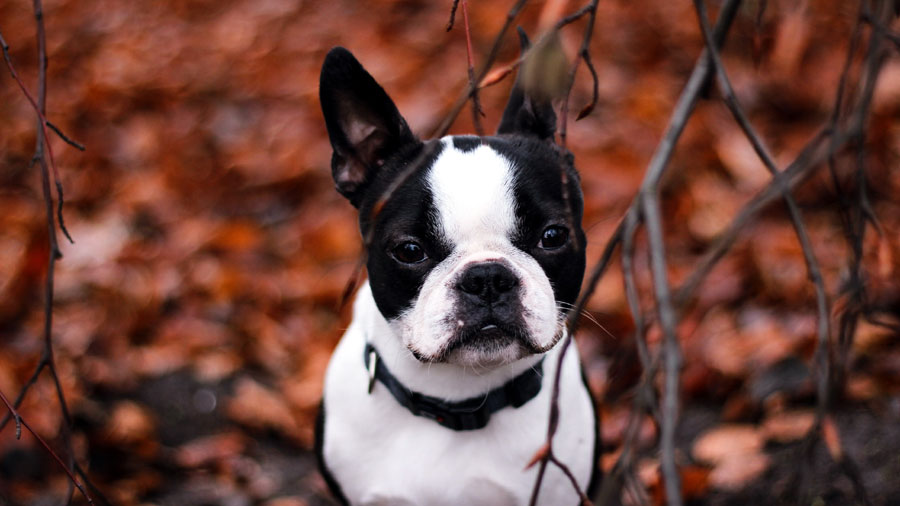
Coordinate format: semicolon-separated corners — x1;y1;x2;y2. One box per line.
408;324;561;368
443;340;530;368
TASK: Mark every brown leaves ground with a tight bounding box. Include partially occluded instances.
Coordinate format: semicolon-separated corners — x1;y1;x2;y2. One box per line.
1;0;899;504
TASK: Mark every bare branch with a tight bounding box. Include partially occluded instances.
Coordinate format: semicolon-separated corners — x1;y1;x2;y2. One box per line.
558;0;598;148
46;120;85;151
640;192;682;506
692;0;833;426
0;27;79;245
575;49;599;121
0;388;94;504
555;4;594;30
446;0;461;31
430;0;528;137
0;33;85;153
861;9;900;49
460;0;485;135
0;2;103;502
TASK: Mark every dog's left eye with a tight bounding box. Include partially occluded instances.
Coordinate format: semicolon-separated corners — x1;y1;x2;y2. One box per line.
391;241;427;264
539;226;569;249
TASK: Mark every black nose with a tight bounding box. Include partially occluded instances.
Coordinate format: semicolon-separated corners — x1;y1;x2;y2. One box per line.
457;262;519;302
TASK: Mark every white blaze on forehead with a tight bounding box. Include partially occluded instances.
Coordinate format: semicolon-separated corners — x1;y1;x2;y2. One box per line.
428;138;517;245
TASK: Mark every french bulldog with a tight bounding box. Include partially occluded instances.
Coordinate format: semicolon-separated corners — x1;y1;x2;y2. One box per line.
315;45;598;505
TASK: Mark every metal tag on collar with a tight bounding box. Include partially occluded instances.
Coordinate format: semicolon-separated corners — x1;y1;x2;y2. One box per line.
366;349;377;394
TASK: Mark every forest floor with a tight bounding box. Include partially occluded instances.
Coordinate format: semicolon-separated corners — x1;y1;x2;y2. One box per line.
1;0;899;504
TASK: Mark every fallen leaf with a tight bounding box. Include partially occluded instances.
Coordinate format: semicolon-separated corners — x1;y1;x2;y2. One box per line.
822;416;843;460
693;425;763;464
105;401;157;444
708;452;770;490
226;377;302;441
174;431;247;468
761;410;814;443
525;442;550;470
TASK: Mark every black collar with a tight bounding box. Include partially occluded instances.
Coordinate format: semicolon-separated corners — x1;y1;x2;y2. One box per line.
364;343;544;431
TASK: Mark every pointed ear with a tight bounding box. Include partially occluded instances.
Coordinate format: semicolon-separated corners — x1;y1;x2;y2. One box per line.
496;28;558;140
319;47;418;206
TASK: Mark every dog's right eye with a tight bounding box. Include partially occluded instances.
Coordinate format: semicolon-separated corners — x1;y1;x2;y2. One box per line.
539;225;569;250
391;241;427;264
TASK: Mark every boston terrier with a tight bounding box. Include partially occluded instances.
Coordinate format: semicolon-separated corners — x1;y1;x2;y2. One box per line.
315;45;598;505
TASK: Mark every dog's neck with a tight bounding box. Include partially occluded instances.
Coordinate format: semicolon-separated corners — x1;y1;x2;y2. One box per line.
353;282;545;401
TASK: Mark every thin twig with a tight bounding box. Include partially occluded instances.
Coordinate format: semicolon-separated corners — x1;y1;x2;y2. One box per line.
0;3;99;502
693;2;875;502
558;0;598;149
474;2;599;94
640;191;682;506
527;330;590;505
602;3;745;497
0;353;47;431
30;2;78;502
595;209;663;505
832;0;891;399
622;211;650;371
0;28;78;244
0;388;93;504
46;120;85;151
556;4;594;29
460;0;485;135
673;127;832;307
446;0;461;31
549;452;592;505
430;0;528;138
576;49;599;121
0;33;85;153
693;0;832;424
861;9;900;49
675;0;890;309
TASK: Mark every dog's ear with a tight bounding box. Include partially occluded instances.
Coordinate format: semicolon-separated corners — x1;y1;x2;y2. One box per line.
496;29;558;141
320;47;418;206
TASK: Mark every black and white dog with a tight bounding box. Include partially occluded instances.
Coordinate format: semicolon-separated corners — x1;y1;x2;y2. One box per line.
316;46;598;505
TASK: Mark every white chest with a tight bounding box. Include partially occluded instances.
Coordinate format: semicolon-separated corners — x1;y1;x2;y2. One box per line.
320;310;597;505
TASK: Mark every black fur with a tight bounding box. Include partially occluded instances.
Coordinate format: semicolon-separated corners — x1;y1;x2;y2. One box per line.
451;135;482;152
356;140;449;321
489;135;586;307
314;400;348;505
319;47;418;206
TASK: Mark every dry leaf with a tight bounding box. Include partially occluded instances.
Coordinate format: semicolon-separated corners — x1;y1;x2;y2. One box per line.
693;425;763;464
822;416;843;460
175;431;247;468
226;377;302;441
761;410;814;443
708;453;770;490
105;401;157;444
525;442;550;470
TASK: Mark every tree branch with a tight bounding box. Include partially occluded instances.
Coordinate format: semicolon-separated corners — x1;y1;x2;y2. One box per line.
0;2;101;502
0;388;93;504
430;0;528;137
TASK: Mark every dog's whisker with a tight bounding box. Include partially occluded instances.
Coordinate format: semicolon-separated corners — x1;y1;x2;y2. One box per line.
555;302;617;340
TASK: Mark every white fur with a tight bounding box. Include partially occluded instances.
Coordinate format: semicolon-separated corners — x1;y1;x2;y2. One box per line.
322;284;596;505
399;139;560;365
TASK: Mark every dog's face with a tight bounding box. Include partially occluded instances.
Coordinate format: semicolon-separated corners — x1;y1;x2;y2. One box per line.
320;47;585;368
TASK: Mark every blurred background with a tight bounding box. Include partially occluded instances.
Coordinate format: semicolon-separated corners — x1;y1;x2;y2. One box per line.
0;0;898;504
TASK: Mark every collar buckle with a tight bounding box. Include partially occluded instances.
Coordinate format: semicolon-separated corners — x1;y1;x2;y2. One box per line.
366;349;377;394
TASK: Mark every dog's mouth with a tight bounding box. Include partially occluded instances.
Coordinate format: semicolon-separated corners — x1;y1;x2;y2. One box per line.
409;319;547;367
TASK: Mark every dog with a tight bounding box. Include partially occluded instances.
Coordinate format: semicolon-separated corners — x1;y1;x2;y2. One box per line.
315;45;598;505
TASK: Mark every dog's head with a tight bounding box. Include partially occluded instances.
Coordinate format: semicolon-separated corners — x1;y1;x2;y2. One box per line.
320;47;585;368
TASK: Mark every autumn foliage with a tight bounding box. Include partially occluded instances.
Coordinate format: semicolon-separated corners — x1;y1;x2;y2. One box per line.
1;0;899;505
